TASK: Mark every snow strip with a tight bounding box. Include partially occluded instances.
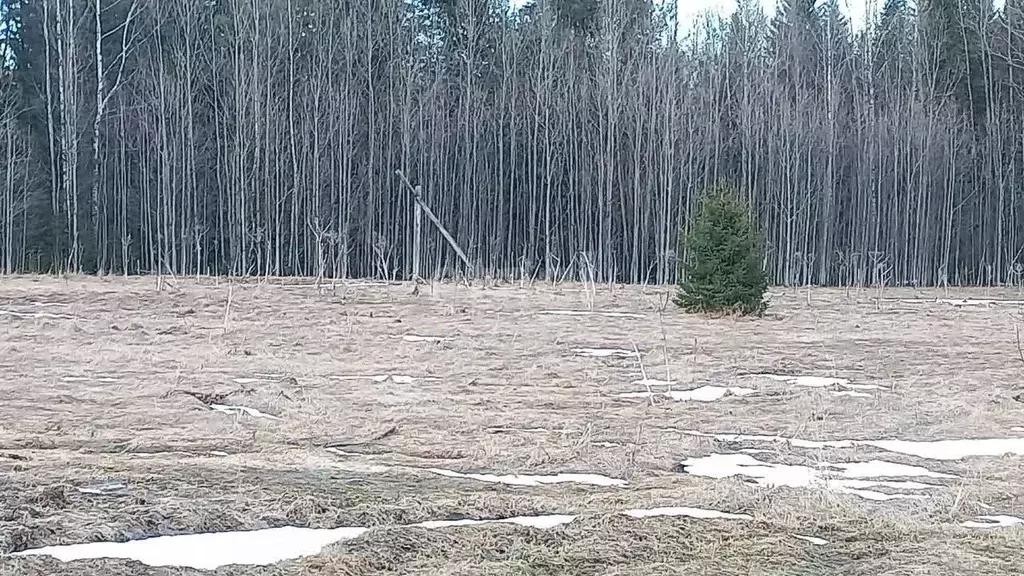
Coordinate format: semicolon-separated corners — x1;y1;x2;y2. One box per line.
330;374;426;384
622;506;751;521
573;348;636;358
10;526;369;570
410;514;577;530
684;429;1024;460
631;378;674;387
400;335;448;343
538;310;644;319
793;535;829;545
210;404;282;421
961;515;1024;529
618;386;755;402
679;453;942;501
12;504;757;569
1013;427;1024;433
749;374;850;388
831;390;873;398
427;468;626;487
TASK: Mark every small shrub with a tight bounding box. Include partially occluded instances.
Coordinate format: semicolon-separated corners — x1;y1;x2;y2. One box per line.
675;184;768;316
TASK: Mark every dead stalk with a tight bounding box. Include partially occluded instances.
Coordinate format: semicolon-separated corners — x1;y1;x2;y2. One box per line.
632;342;656;405
223;283;233;329
1016;325;1024;367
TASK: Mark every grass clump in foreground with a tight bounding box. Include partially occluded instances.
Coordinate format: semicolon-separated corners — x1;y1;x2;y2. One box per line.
675;183;768;316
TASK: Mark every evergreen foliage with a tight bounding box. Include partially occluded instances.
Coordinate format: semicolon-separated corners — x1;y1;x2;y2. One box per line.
675;185;768;316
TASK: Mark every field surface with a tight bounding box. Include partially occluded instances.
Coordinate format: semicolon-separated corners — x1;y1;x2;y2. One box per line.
1;276;1023;575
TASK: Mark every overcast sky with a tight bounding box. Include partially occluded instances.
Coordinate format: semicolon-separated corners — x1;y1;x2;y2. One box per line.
508;1;1007;31
506;1;874;29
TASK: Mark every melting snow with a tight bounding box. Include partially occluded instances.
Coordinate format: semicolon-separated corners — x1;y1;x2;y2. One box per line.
831;390;873;398
210;404;282;421
793;535;829;545
631;378;674;387
13;504;760;569
410;514;577;530
961;515;1024;529
573;348;636;358
538;310;644;319
618;386;756;402
685;430;1024;461
400;335;448;343
679;453;943;501
427;468;626;487
863;438;1024;461
622;506;751;521
10;526;369;570
751;374;851;388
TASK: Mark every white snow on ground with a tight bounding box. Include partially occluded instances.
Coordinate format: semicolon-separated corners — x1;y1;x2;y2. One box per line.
617;385;756;402
961;515;1024;529
14;506;752;569
740;374;882;398
399;335;448;343
573;348;637;358
864;438;1024;460
622;506;751;521
793;535;829;545
410;515;577;530
631;378;674;387
11;526;369;570
538;310;644;319
752;374;851;388
209;404;282;421
427;468;627;487
331;374;419;384
679;453;945;501
683;430;1024;460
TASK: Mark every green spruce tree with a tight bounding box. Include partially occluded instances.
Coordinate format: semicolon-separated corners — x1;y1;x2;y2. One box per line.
675;185;768;316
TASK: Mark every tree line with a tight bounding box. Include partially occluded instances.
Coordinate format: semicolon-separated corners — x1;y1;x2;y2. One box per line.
0;0;1021;286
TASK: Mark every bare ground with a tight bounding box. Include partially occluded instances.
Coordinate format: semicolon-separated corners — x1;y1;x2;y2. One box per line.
0;275;1022;575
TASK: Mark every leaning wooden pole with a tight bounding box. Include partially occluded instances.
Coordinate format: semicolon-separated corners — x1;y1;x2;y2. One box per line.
396;170;472;277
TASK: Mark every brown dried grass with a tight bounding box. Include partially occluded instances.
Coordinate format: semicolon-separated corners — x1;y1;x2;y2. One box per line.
0;275;1022;575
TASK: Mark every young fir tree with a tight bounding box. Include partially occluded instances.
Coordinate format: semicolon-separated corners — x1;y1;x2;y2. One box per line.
675;185;768;316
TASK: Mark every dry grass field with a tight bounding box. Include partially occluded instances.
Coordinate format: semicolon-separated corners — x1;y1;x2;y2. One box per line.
1;275;1023;575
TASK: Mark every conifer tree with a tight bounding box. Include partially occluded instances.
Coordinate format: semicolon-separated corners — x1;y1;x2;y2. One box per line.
675;184;768;316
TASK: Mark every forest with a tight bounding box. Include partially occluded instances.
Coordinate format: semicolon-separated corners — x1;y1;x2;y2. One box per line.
0;0;1021;286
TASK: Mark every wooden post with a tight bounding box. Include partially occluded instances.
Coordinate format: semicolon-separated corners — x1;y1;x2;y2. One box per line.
396;170;472;276
412;196;422;281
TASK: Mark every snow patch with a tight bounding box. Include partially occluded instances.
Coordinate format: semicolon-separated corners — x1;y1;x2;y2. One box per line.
427;468;626;487
961;515;1024;529
538;310;644;319
399;335;449;343
10;526;369;570
573;348;636;358
622;506;751;521
631;378;675;387
864;438;1024;461
410;514;577;530
684;429;1024;461
793;535;829;545
679;453;942;501
831;390;873;398
617;386;756;402
331;374;429;384
750;374;850;388
210;404;282;421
